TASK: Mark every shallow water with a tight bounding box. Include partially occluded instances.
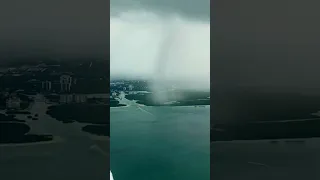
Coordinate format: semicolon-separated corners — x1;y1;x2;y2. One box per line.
110;106;210;180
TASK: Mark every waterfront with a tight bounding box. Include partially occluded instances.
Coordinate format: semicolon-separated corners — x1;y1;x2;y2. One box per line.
0;94;109;180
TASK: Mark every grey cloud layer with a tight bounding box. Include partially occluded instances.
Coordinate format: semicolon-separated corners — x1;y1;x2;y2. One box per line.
110;0;210;20
213;0;320;90
0;0;108;59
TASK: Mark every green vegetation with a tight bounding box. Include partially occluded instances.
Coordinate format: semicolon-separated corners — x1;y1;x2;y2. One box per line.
47;104;110;136
110;98;126;107
125;91;210;106
47;104;109;124
0;122;53;144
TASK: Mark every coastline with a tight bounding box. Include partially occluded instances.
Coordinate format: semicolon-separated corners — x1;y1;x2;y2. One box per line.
111;91;210;108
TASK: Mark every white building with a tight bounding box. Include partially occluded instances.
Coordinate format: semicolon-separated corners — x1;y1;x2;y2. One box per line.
60;75;72;92
128;85;134;91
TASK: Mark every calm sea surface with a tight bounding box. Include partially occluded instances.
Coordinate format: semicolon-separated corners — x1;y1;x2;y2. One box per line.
111;105;210;180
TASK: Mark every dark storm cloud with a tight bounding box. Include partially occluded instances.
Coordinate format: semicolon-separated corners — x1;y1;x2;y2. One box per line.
213;0;320;90
110;0;210;20
0;0;108;59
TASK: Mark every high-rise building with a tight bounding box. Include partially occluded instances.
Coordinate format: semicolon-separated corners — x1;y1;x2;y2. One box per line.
60;75;72;92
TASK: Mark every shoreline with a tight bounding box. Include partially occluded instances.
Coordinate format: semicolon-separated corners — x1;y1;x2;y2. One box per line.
112;93;210;108
111;103;210;108
110;104;130;108
0;136;63;147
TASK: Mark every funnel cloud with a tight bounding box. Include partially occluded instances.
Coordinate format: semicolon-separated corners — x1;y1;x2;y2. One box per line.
110;1;210;91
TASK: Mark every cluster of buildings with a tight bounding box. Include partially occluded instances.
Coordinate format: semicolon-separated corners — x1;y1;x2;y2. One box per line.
42;74;110;104
0;62;111;107
41;74;75;92
1;72;82;107
40;74;90;104
27;73;76;93
110;81;135;94
0;91;22;110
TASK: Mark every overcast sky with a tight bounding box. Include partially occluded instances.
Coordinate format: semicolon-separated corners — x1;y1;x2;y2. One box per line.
110;0;210;89
213;0;320;91
0;0;108;59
